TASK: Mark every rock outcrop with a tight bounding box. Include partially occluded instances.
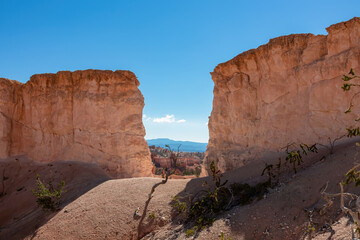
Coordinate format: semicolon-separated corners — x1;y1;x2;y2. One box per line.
0;70;153;178
206;17;360;173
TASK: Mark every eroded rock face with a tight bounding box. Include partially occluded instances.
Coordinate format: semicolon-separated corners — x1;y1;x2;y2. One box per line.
0;70;153;178
206;17;360;173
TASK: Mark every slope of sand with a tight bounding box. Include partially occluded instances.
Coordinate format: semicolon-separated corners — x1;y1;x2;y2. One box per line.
2;140;360;239
27;178;190;240
0;156;110;240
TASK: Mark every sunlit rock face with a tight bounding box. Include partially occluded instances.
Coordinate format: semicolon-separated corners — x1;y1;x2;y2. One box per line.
206;17;360;173
0;70;153;178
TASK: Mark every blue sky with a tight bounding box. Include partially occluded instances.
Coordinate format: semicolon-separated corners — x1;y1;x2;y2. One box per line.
1;1;359;142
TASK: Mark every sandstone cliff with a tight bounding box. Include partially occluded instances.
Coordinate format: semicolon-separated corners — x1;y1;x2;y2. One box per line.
206;17;360;173
0;70;153;178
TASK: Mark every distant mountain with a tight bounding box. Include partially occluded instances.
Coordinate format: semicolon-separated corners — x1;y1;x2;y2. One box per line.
146;138;208;152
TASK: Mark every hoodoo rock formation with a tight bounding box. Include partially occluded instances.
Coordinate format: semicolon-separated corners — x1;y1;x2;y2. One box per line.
206;17;360;173
0;70;153;178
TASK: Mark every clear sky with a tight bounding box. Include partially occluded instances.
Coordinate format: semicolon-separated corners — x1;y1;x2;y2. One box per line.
1;1;359;142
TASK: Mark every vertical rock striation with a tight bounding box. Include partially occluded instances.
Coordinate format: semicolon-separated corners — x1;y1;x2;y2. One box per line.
0;70;153;178
206;17;360;173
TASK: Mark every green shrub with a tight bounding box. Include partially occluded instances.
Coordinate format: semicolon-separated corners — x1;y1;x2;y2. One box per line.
148;211;156;220
171;160;270;236
172;196;188;213
31;174;66;211
185;228;195;237
261;142;318;187
220;232;231;240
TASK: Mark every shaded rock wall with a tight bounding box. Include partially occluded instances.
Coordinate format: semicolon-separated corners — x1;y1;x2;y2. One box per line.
206;17;360;173
0;70;153;178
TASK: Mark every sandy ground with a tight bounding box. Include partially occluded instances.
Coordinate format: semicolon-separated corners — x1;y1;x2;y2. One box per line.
2;140;360;239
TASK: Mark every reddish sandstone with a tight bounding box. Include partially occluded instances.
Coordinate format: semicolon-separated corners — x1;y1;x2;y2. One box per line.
0;70;152;178
206;17;360;173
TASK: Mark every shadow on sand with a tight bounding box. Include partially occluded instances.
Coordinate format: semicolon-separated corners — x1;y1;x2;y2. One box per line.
168;139;360;239
0;156;111;240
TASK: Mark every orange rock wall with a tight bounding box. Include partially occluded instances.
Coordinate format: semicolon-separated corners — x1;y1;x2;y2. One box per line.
206;17;360;172
0;70;153;178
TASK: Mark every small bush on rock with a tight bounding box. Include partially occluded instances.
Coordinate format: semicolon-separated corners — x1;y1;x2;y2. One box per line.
32;174;66;211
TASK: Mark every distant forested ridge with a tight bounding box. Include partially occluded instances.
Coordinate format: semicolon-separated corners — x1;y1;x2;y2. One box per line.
146;138;207;152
